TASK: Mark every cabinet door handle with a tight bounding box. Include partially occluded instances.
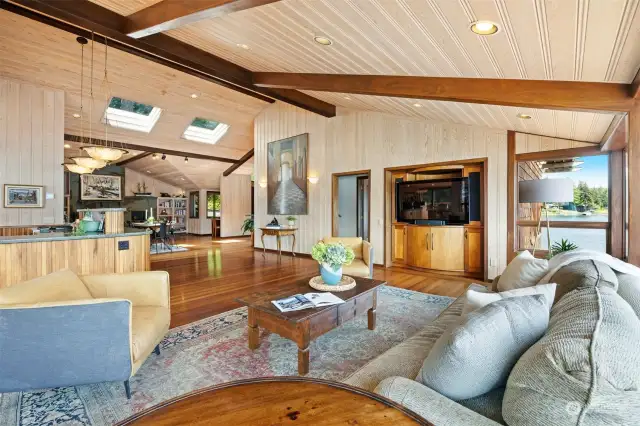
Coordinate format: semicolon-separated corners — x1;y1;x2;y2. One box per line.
465;230;468;240
432;233;434;251
425;233;429;250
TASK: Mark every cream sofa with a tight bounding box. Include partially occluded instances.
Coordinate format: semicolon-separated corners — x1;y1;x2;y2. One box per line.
321;236;373;278
0;269;170;399
344;260;640;425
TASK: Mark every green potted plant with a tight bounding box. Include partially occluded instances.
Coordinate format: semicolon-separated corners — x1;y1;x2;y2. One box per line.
286;215;297;227
241;214;255;244
548;239;578;259
311;241;355;285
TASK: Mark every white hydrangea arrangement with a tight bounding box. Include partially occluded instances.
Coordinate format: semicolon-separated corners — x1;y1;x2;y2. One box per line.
311;241;355;272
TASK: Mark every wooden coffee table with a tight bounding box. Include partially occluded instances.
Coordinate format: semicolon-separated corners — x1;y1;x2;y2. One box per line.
236;276;386;375
116;377;432;425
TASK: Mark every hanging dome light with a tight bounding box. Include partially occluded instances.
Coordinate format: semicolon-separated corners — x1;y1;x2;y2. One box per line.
81;145;129;162
63;163;94;174
71;156;107;169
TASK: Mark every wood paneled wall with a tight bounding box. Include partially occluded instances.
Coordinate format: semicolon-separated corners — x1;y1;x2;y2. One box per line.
220;174;252;237
254;103;508;278
0;234;150;288
0;77;65;226
124;168;185;197
187;189;212;235
515;133;595;154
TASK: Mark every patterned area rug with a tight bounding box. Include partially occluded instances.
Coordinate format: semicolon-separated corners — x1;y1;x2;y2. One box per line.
150;244;188;254
0;286;453;426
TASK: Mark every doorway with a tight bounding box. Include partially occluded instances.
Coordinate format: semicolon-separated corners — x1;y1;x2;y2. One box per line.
332;170;371;241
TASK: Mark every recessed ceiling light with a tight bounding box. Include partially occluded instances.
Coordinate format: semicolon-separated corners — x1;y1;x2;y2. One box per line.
470;20;499;35
190;93;199;99
516;113;532;119
72;113;81;118
236;43;250;50
413;103;422;108
344;96;351;100
146;170;151;173
313;35;333;46
64;143;71;149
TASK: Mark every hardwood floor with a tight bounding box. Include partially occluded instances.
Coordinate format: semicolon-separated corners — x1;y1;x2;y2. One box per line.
152;236;483;327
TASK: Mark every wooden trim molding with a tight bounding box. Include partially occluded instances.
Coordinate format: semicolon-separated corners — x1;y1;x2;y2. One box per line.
223;149;254;176
64;134;239;163
125;0;281;39
609;150;625;258
253;73;635;113
507;130;517;263
600;114;628;151
516;221;609;230
632;68;640;99
2;0;336;118
629;102;640;265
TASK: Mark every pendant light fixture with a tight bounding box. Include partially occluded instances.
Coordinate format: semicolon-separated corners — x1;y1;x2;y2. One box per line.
80;35;128;163
63;163;94;174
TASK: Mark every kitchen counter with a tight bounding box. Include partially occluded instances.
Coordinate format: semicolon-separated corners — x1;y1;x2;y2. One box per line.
0;228;150;244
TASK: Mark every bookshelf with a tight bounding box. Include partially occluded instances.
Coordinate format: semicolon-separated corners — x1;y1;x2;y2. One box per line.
157;197;187;233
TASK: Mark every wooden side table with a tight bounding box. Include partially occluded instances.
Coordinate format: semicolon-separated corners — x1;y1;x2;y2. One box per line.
259;227;297;260
116;377;432;425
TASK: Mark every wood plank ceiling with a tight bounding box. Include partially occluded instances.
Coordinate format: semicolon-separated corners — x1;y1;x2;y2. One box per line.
91;0;640;143
0;11;267;161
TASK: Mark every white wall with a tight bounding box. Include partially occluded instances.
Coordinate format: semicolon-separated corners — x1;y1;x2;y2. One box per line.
124;168;184;197
220;174;252;237
254;103;508;278
0;77;64;225
337;175;358;237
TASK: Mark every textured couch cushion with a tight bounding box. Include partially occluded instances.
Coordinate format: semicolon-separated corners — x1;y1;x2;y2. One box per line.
503;262;640;426
131;306;170;362
549;259;618;303
458;387;506;425
322;237;363;259
616;272;640;318
0;269;92;305
462;283;557;317
343;286;478;391
497;251;549;292
418;295;549;400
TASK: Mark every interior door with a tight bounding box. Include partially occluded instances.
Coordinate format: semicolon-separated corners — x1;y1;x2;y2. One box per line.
406;226;431;269
430;227;465;271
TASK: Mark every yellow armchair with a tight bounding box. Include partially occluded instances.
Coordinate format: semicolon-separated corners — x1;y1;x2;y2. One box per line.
321;237;374;278
0;269;170;399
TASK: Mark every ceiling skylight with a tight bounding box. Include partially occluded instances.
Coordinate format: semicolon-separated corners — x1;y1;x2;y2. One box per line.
103;97;162;133
182;118;229;145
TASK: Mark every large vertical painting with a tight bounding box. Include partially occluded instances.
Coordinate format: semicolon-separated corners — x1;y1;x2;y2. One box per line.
267;133;308;215
80;174;122;201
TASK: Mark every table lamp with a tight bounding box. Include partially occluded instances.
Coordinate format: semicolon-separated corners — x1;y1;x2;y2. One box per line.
518;178;574;255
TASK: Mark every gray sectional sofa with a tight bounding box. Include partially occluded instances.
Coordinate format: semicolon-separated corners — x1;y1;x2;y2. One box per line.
344;260;640;425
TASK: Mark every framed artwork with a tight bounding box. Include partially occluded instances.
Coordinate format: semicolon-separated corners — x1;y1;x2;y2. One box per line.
3;184;44;208
267;133;308;215
80;174;122;201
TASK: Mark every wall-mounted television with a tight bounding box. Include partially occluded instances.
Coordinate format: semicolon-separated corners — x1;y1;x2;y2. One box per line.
396;177;469;225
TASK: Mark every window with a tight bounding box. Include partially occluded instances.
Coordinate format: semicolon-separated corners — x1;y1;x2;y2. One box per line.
516;154;610;254
103;97;162;133
207;191;221;218
189;191;199;218
182;118;229;145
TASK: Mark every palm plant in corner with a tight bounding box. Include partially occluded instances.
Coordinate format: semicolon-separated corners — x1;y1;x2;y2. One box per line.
241;214;255;245
311;241;355;285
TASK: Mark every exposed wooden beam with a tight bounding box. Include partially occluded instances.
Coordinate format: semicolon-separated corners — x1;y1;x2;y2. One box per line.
223;148;254;176
64;134;239;163
126;0;281;39
600;114;628;151
515;145;604;162
3;0;336;117
253;73;635;113
116;151;152;166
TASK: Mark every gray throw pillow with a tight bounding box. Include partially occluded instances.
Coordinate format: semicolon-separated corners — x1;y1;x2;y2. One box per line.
417;295;549;400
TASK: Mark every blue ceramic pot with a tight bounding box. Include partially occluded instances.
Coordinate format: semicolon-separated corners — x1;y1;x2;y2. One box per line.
320;263;343;285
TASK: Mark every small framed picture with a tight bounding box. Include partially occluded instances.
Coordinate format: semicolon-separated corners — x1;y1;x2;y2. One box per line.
3;184;44;208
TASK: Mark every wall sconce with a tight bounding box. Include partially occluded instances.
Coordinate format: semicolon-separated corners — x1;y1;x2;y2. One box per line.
308;175;319;184
259;180;267;188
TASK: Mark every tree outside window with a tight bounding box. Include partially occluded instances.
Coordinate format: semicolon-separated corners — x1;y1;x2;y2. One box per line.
207;192;221;218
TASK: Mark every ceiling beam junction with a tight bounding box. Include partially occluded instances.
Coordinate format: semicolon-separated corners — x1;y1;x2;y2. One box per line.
223;148;254;176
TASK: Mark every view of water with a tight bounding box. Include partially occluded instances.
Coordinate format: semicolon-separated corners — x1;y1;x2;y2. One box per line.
538;214;607;252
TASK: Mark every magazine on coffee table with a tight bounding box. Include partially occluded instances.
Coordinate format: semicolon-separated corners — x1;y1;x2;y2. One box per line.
272;292;344;312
